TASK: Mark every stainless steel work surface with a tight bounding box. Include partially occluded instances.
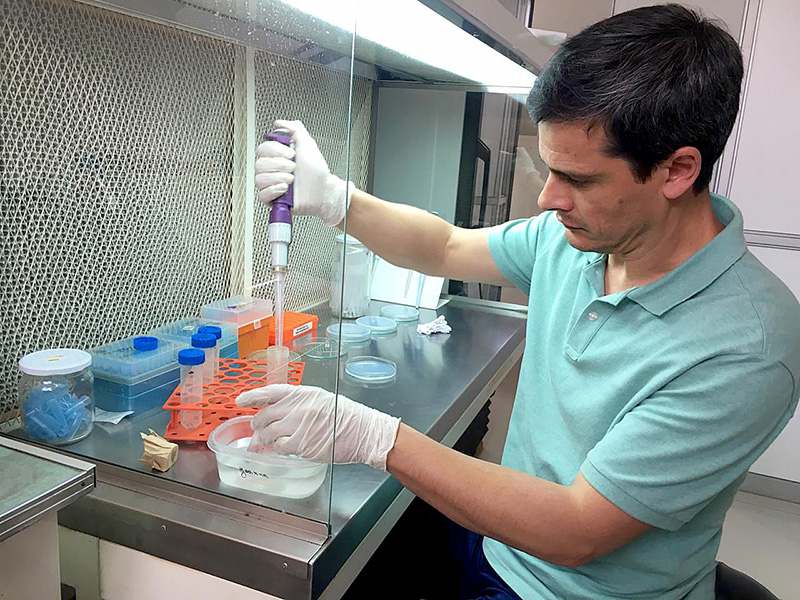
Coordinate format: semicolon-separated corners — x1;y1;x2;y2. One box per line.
14;297;526;598
0;437;95;542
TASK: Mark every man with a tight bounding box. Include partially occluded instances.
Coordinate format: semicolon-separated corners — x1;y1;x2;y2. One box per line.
239;5;800;599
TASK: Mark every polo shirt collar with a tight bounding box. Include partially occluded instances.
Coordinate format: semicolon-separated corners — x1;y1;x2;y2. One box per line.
625;195;747;317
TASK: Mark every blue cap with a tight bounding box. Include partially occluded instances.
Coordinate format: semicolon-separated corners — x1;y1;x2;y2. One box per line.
197;325;222;340
191;333;217;349
178;348;205;366
133;336;158;351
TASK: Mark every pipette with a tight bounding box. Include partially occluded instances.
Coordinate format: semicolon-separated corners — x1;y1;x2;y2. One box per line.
265;128;294;349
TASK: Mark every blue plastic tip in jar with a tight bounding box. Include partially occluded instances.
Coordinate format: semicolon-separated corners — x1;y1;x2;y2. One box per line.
197;325;222;340
191;333;217;349
133;336;159;352
178;348;205;366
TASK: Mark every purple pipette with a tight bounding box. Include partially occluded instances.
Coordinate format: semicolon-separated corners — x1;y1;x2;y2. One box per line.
265;128;294;272
265;129;294;227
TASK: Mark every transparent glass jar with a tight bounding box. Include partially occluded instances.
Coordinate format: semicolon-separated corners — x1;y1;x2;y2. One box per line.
330;234;373;318
18;349;94;445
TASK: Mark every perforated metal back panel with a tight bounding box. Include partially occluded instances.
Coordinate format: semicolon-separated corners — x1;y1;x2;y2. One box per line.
251;53;373;310
0;0;372;425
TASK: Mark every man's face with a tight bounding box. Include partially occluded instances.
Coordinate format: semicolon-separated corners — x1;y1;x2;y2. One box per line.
537;121;668;255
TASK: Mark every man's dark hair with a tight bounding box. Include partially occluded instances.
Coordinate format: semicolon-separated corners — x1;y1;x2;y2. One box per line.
527;4;743;193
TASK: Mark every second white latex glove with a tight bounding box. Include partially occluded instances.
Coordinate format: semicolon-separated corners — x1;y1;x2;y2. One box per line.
236;384;401;471
255;120;353;227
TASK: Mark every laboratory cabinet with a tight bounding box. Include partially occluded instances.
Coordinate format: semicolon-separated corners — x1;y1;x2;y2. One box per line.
0;0;537;597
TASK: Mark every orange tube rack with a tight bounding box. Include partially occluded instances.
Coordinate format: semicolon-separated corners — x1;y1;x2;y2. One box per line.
162;357;305;442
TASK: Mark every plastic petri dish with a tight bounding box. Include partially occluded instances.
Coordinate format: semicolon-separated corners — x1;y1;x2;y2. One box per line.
355;315;398;335
293;336;347;359
380;305;420;322
345;356;397;384
326;323;371;344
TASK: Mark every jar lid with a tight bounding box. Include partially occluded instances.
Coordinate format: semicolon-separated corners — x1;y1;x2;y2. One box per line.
133;336;159;351
191;333;217;349
19;349;92;376
334;233;365;246
178;348;205;366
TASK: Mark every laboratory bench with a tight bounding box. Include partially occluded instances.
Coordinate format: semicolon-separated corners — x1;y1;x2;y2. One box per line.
4;296;525;599
0;435;95;598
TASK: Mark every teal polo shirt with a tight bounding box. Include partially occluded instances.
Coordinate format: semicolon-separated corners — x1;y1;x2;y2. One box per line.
484;195;800;599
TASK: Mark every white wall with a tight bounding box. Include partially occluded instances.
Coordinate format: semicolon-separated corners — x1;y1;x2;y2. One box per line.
614;0;746;36
532;0;613;36
371;88;466;224
748;246;800;482
728;0;800;236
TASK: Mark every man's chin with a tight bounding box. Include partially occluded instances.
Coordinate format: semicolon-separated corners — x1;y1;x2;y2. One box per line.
563;228;606;253
563;228;591;250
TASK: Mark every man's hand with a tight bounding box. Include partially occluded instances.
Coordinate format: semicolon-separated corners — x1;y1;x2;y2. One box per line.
236;384;401;470
255;120;353;227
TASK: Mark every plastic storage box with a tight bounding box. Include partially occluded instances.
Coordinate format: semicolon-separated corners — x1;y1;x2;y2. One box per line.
148;317;238;359
200;296;273;326
207;416;327;499
90;335;188;413
201;296;274;358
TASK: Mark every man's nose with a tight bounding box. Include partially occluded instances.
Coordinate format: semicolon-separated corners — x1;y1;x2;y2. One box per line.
537;175;573;213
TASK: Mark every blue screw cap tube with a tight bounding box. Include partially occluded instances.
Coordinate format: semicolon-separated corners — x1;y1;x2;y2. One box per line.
178;349;205;415
197;325;222;374
197;325;222;340
191;334;217;383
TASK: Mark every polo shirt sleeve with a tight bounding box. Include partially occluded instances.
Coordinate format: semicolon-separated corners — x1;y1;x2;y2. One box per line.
581;353;796;531
487;216;546;295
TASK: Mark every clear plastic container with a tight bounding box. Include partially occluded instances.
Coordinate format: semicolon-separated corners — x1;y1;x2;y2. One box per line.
200;295;274;327
178;348;204;430
207;416;328;499
18;349;94;445
330;234;373;318
191;333;217;384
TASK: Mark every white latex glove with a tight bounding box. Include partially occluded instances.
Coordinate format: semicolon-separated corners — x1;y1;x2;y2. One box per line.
236;384;401;471
255;120;354;227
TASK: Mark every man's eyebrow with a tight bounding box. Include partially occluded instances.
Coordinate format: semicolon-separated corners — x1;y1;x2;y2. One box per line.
547;166;600;182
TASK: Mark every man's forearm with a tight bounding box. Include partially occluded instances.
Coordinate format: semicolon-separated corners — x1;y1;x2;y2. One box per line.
385;423;597;567
342;190;455;276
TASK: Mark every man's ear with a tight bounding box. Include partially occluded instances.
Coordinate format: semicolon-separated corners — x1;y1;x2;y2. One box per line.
662;146;703;199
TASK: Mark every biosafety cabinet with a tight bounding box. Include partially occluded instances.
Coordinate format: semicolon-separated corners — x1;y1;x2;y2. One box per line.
0;1;540;597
